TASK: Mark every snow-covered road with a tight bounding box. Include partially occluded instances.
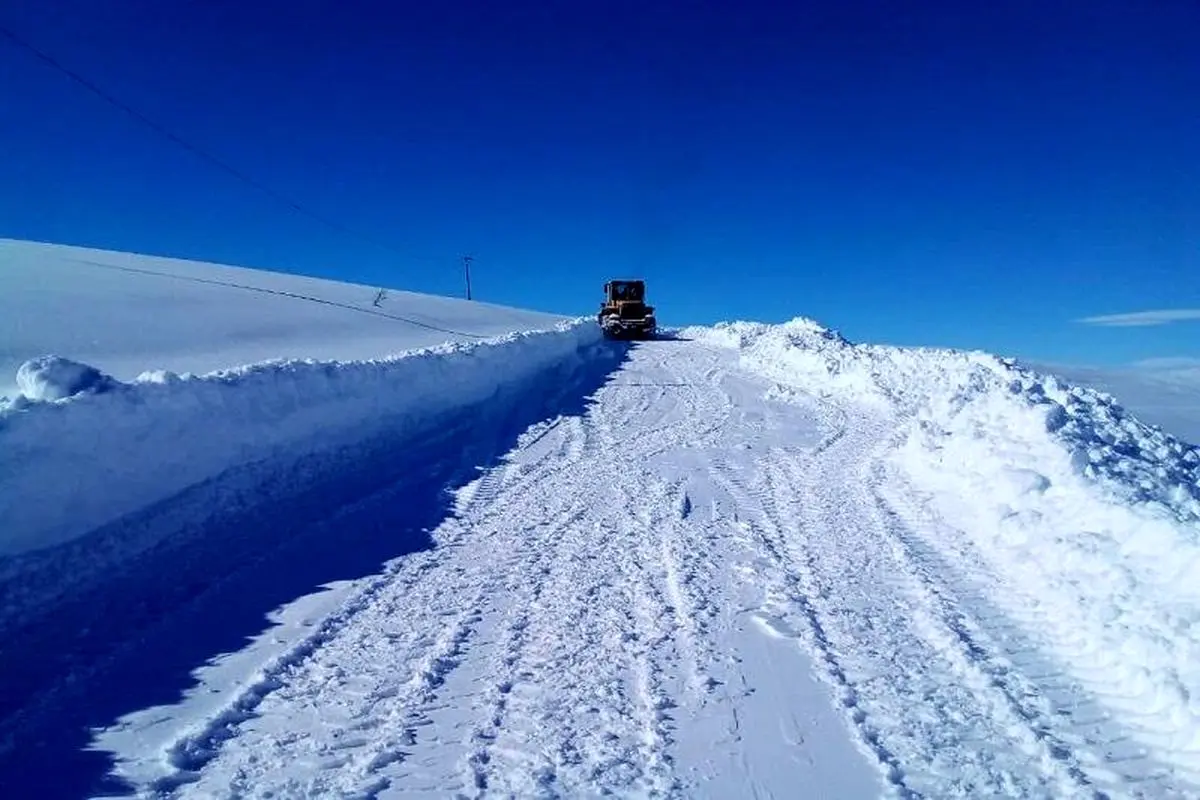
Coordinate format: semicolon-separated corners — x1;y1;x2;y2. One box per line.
42;337;1175;799
137;339;883;799
6;242;1199;799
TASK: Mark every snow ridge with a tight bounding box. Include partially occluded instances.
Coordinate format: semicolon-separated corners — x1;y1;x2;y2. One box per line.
695;319;1200;518
0;319;600;562
691;317;1200;788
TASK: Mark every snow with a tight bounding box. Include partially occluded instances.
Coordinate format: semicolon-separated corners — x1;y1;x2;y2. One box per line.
0;238;563;401
689;319;1200;517
5;239;1200;797
691;318;1200;789
0;238;574;559
1031;359;1200;446
88;343;885;799
14;355;117;401
0;323;600;561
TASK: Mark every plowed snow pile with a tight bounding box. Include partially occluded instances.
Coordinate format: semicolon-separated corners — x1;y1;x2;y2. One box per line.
691;318;1200;784
0;323;599;557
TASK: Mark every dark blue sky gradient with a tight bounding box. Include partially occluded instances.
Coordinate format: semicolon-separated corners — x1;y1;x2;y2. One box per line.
2;0;1197;363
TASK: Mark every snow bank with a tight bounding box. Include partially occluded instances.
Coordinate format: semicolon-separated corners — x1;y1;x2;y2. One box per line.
0;238;565;400
692;319;1200;518
1034;360;1200;445
0;320;601;557
691;317;1200;782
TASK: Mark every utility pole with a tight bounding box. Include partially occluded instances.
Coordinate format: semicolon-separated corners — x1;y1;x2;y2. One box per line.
462;255;474;300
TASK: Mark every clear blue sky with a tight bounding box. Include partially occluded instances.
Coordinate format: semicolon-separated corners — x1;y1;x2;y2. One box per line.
2;0;1197;364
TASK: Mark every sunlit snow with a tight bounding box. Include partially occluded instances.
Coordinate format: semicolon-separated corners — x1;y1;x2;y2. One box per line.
3;240;1199;798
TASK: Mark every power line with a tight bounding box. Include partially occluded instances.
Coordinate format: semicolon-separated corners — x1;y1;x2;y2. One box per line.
77;259;490;339
0;23;419;263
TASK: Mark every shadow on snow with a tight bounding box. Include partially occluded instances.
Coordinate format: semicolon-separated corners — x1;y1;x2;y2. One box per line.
0;340;631;799
647;329;693;342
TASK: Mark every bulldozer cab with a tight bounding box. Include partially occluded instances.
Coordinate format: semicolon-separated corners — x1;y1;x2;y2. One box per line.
604;280;645;304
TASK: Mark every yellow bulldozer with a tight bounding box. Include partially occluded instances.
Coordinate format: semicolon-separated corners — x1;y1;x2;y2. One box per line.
598;279;657;340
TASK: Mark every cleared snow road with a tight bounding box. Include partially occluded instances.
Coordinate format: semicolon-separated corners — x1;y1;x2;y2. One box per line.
22;337;1188;798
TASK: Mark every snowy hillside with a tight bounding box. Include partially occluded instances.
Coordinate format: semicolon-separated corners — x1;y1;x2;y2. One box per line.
3;245;1199;798
0;238;562;400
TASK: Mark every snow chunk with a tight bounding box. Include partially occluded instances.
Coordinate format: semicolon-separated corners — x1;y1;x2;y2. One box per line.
16;355;118;401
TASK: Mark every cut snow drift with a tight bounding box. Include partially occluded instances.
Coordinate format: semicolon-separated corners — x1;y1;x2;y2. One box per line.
0;321;601;559
691;318;1200;786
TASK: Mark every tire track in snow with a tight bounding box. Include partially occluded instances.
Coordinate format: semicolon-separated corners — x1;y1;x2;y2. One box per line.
473;519;650;795
731;367;1195;798
449;414;620;794
628;573;679;796
615;374;742;708
147;375;584;793
161;512;446;792
781;448;1093;798
874;463;1189;797
733;398;1103;799
584;350;777;795
176;549;480;796
619;481;728;796
700;358;1193;799
467;346;752;797
459;501;591;795
709;454;915;797
858;465;1117;797
706;394;1115;798
473;396;685;797
318;417;596;796
655;479;723;697
602;502;681;799
166;407;594;798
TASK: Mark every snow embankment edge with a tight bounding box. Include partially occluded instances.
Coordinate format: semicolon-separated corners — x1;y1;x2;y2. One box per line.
0;319;604;558
688;317;1200;786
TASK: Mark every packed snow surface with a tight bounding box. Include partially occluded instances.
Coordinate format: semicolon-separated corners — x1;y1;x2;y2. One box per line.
3;245;1199;798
